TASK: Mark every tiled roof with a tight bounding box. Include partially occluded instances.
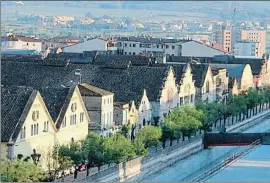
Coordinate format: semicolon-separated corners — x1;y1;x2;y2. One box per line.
93;54;155;66
79;83;114;97
208;64;246;79
1;86;37;142
38;86;74;126
1;60;169;102
3;35;41;42
168;55;265;76
190;64;210;87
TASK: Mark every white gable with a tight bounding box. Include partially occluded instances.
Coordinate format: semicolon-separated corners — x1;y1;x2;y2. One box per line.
63;38;107;53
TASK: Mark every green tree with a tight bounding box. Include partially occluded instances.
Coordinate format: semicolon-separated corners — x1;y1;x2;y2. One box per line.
104;134;136;164
246;88;259;116
82;133;105;168
57;142;84;166
163;105;202;141
0;160;44;182
135;126;162;148
132;138;148;156
264;88;270;109
120;124;131;138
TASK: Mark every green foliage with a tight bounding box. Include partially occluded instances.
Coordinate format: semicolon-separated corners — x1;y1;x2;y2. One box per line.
245;88;259;109
0;160;44;182
82;132;105;167
56;142;84;166
104;134;136;164
135;126;162;148
132;139;148;156
120;124;131;138
163;105;203;140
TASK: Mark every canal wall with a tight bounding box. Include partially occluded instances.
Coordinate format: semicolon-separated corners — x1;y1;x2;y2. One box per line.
72;108;270;182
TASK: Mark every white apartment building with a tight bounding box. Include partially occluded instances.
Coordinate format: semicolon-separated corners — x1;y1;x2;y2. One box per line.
117;37;227;58
233;41;261;56
2;35;42;52
63;38;118;54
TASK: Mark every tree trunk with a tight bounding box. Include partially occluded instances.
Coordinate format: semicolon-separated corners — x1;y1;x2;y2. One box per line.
182;135;185;141
232;116;234;125
170;139;173;146
162;141;165;149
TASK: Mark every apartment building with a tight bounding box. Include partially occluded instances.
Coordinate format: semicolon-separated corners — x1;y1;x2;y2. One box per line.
233;41;261;56
212;26;232;53
1;35;42;52
240;30;266;57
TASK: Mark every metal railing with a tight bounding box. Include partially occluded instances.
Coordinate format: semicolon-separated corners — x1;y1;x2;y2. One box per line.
190;139;261;182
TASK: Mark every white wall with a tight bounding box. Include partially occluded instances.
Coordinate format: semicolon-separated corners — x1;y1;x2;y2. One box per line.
137;90;152;128
63;38;107;53
6;40;42;52
101;95;114;129
181;41;225;57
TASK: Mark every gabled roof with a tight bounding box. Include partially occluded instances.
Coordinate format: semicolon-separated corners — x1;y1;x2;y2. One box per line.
168;55;265;76
190;64;210;87
208;64;246;79
38;86;76;129
1;86;37;142
79;83;114;97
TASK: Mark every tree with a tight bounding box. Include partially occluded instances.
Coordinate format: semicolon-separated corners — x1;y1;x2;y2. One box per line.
246;88;259;116
82;133;105;169
0;160;44;182
196;102;219;132
163;105;202;142
120;124;131;138
132;139;148;156
161;121;178;147
53;145;74;178
135;126;162;148
57;142;84;166
104;134;136;164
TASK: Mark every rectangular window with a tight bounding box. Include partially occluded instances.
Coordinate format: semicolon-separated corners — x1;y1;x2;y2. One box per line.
62;117;66;128
70;115;73;125
166;45;169;49
124;52;127;55
129;52;131;55
129;44;132;47
157;45;159;48
31;125;33;136
172;45;175;49
124;43;127;47
37;124;39;135
133;52;136;55
74;114;77;124
180;97;183;105
80;112;84;122
133;44;136;47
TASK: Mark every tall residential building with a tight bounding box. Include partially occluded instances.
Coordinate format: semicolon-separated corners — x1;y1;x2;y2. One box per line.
239;30;266;57
212;26;232;53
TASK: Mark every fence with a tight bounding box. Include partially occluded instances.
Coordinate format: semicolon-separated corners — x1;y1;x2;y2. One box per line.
190;139;261;182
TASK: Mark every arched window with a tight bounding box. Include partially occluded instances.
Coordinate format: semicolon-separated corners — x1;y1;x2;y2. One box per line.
206;81;210;93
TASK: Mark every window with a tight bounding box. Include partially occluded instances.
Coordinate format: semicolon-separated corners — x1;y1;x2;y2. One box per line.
44;121;48;132
124;52;127;55
129;44;132;47
20;126;26;139
129;52;131;55
172;45;175;49
133;52;136;55
32;111;39;121
206;81;210;93
74;114;76;124
104;99;106;105
140;44;142;48
107;113;109;123
172;54;174;56
133;44;136;47
166;45;169;49
26;43;29;46
180;97;183;105
157;45;159;48
71;103;77;112
33;43;35;46
80;112;84;122
110;98;112;103
124;43;127;47
62;117;66;128
31;125;34;136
